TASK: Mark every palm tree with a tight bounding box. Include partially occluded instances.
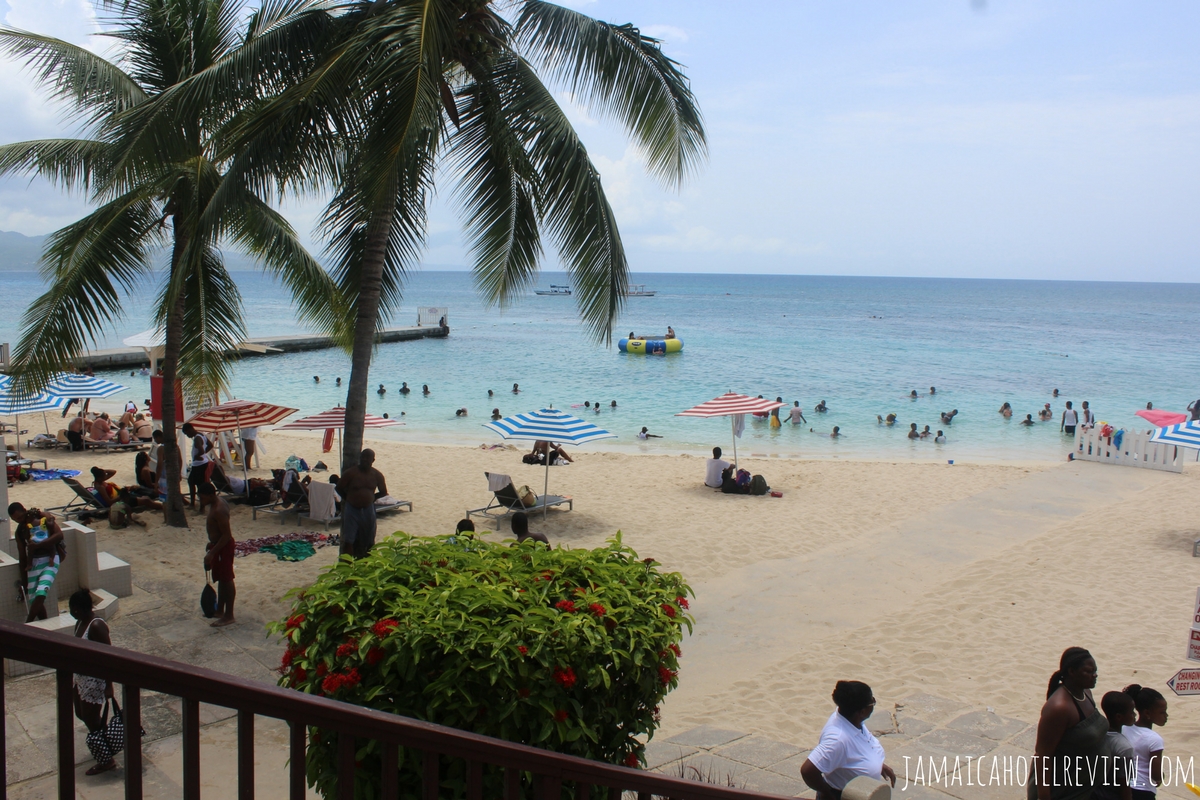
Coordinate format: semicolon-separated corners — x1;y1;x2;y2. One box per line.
0;0;344;525
186;0;705;467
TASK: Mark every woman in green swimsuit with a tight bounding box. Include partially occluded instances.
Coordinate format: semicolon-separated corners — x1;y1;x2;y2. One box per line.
1030;647;1109;800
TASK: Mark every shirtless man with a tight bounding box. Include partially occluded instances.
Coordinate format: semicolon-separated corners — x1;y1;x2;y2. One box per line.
335;449;388;559
199;484;235;627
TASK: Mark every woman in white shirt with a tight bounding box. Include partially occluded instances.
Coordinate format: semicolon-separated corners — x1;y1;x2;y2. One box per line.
1122;684;1167;800
801;681;896;799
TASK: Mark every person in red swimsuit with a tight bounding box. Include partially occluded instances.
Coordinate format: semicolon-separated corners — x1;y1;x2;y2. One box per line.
199;484;236;627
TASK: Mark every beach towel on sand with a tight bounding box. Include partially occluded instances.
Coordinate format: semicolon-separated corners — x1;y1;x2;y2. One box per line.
260;541;317;561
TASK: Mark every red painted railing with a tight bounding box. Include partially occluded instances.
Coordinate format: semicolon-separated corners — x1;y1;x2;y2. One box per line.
0;620;793;800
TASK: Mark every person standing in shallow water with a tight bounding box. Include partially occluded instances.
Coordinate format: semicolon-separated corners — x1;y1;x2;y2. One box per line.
1029;647;1107;800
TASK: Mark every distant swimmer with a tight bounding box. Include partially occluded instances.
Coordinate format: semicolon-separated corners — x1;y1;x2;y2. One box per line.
929;387;936;395
1053;388;1060;397
877;413;897;426
921;425;932;439
811;426;842;438
377;384;386;395
814;400;828;413
584;401;591;409
610;400;617;409
638;427;662;439
935;430;946;443
788;401;807;425
908;423;920;440
399;382;410;395
1038;403;1053;421
336;377;342;386
422;384;430;395
909;390;918;399
940;409;959;425
491;408;502;420
512;383;520;394
594;403;601;414
455;408;468;417
382;413;389;419
1145;401;1152;410
999;402;1013;418
488;389;494;397
313;375;320;383
666;326;676;339
1021;414;1035;426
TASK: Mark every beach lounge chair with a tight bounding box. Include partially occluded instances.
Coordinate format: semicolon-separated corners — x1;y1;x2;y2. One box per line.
465;472;571;529
86;438;146;454
46;477;110;520
298;482;339;530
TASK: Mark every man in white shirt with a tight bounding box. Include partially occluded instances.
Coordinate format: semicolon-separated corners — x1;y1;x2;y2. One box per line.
705;447;730;488
181;422;213;507
787;401;807;425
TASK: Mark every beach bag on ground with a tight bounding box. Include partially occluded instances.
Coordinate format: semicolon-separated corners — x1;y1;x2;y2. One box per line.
85;697;126;764
200;569;218;618
749;475;769;496
735;469;752;491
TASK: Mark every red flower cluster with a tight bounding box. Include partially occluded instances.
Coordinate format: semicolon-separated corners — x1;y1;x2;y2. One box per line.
552;666;577;689
316;663;328;677
660;604;676;618
554;600;576;613
553;709;569;723
669;644;681;657
366;647;385;666
336;641;357;658
280;647;297;669
437;559;448;568
517;645;528;655
574;587;586;595
321;668;362;694
676;596;689;610
589;603;606;617
624;752;640;768
658;666;677;686
372;619;399;637
285;614;306;630
291;666;307;685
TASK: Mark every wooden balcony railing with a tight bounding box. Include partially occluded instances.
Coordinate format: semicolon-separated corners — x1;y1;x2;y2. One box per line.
0;620;794;800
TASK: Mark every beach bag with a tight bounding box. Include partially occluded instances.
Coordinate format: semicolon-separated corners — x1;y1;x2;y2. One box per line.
201;569;218;618
248;486;272;506
108;502;130;529
516;485;536;507
735;469;751;490
521;453;541;465
749;475;769;496
85;698;126;765
284;455;303;473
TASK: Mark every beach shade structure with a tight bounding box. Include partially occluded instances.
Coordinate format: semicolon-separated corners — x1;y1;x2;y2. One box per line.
676;392;786;470
0;375;68;456
43;372;128;401
275;407;404;471
185;399;298;490
1149;420;1200;450
123;328;280;373
483;408;617;519
1136;409;1189;427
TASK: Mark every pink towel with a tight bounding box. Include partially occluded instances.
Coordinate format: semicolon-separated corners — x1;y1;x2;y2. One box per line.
1136;409;1188;427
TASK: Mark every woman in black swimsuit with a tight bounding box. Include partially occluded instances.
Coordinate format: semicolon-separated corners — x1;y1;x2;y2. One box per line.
1029;647;1108;800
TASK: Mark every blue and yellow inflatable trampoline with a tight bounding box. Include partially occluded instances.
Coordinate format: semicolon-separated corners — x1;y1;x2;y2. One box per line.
618;338;683;355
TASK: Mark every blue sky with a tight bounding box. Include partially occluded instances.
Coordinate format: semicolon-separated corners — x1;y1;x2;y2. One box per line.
0;0;1197;281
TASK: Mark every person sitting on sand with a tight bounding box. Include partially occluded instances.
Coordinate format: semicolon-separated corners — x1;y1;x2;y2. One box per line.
934;430;947;443
999;402;1013;418
940;409;958;425
67;412;87;451
638;427;662;439
1022;414;1036;426
788;401;807;424
705;447;730;488
491;408;502;420
814;400;828;413
132;413;153;442
1031;647;1106;800
510;511;549;545
1039;403;1053;421
199;484;236;627
531;440;573;463
800;680;896;800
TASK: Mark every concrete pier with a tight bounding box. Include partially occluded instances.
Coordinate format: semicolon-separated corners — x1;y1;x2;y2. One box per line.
74;325;448;370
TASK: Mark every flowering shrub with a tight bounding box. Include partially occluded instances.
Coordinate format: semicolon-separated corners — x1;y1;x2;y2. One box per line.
271;533;693;799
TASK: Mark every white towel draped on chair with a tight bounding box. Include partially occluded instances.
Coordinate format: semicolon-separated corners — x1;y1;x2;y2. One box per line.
487;472;512;492
305;482;338;523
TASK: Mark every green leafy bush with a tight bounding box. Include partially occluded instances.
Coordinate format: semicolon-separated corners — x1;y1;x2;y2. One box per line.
271;532;693;799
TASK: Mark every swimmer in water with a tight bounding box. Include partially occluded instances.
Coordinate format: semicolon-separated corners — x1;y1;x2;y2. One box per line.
814;400;828;413
422;384;430;395
491;408;502;420
877;413;897;426
399;382;410;395
929;386;936;395
488;389;494;397
610;400;617;409
1021;414;1035;426
907;423;920;440
377;384;386;395
512;383;520;394
336;377;342;386
909;390;918;399
313;375;320;383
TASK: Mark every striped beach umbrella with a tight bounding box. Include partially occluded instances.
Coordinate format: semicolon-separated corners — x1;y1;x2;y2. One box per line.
676;392;786;469
43;372;127;400
483;408;616;518
275;407;403;470
0;376;68;456
1149;420;1200;450
185;399;298;433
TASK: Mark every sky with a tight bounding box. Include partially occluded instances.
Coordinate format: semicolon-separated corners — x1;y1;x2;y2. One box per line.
0;0;1197;282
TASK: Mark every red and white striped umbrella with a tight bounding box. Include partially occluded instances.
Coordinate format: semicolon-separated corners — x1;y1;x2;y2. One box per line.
676;393;785;469
676;393;784;418
185;399;298;432
274;407;403;431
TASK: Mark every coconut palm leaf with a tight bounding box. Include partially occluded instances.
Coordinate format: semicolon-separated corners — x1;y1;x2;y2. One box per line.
0;138;116;193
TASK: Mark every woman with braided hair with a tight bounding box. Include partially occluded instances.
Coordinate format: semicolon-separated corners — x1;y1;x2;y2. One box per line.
1029;647;1108;800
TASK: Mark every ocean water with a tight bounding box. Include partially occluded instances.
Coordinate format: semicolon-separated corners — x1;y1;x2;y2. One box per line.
3;269;1198;462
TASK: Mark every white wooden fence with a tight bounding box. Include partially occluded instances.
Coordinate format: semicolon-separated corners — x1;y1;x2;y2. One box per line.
417;307;447;326
1074;427;1184;473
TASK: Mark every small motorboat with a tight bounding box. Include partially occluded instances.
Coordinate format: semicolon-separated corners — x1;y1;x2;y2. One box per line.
534;285;572;296
624;284;657;297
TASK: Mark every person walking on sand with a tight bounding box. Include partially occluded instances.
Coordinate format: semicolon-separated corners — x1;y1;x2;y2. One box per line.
335;449;389;559
1061;401;1079;436
199;484;235;627
1122;684;1168;800
68;589;118;775
1029;647;1107;800
800;680;896;800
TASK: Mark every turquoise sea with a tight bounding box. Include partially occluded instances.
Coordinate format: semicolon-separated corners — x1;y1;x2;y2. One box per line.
3;270;1198;462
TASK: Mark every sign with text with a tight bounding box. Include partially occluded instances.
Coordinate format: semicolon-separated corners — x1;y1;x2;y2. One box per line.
1168;669;1200;695
1187;628;1200;663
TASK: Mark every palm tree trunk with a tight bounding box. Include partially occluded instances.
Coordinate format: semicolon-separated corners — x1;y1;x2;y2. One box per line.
341;203;394;469
159;225;190;527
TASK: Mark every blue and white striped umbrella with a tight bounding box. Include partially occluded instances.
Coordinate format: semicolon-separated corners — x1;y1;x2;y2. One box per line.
43;372;127;399
0;375;68;415
1150;420;1200;450
483;407;615;519
483;407;617;445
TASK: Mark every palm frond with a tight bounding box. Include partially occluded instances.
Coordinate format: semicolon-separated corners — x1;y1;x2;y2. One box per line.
0;138;116;193
515;0;706;188
161;243;246;395
9;192;162;392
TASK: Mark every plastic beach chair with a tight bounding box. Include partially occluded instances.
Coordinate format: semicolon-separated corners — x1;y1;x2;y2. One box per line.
465;472;571;530
47;477;110;520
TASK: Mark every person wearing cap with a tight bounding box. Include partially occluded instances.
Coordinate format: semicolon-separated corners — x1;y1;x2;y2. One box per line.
1039;403;1053;421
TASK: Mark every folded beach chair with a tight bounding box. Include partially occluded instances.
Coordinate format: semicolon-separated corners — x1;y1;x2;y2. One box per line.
465;472;571;529
46;477;110;520
298;482;340;530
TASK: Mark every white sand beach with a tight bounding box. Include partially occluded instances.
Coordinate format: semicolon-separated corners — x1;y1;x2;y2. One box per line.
6;429;1200;796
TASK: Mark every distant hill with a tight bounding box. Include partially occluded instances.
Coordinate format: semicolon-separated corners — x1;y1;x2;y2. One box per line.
0;230;48;270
